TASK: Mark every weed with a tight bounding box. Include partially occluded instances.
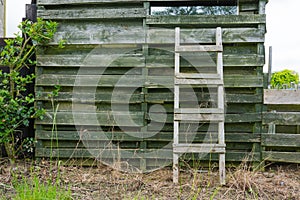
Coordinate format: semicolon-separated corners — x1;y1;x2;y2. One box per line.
13;175;71;200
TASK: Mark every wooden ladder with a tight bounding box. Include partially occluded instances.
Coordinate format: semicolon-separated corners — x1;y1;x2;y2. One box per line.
173;27;226;185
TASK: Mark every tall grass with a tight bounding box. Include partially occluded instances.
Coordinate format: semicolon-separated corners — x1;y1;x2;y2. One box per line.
9;86;72;200
13;175;71;200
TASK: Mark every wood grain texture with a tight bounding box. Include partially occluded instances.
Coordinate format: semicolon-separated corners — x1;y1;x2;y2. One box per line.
264;90;300;105
48;27;264;45
262;151;300;164
261;134;300;148
38;7;146;20
146;15;266;25
34;0;272;165
38;0;238;5
263;112;300;125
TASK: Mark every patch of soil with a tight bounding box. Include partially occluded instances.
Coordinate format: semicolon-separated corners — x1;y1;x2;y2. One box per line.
0;158;299;200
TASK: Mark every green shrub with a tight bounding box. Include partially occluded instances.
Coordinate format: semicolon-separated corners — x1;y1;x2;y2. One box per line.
270;69;299;89
0;18;65;162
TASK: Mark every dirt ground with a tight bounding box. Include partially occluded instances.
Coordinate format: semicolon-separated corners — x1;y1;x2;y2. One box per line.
0;159;299;200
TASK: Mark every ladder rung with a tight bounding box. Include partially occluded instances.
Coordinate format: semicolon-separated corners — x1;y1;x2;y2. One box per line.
175;108;223;114
175;45;223;52
175;78;223;85
175;73;221;79
174;113;224;121
173;144;226;153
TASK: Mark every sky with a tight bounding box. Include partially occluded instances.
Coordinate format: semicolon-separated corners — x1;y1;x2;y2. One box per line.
4;0;300;74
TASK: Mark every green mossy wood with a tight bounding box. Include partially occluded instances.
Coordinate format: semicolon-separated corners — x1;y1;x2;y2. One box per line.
37;0;300;167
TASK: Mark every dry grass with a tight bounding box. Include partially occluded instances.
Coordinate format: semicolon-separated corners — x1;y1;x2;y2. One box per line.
0;158;299;200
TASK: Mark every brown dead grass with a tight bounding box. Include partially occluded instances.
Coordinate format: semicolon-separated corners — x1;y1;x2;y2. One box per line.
0;158;299;200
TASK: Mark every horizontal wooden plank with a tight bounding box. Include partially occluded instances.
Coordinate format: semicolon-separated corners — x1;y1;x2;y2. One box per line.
38;0;238;6
38;0;143;5
35;148;260;162
38;7;146;20
225;113;261;123
35;148;173;159
174;113;224;122
36;74;145;87
36;92;262;104
38;140;139;149
146;15;266;25
224;75;263;87
175;108;223;114
261;134;300;148
37;54;145;67
37;54;264;67
36;75;263;88
147;75;263;88
148;122;256;133
48;20;144;45
36;130;260;143
36;111;144;126
39;140;255;151
264;89;300;105
239;3;258;12
175;78;223;85
146;93;262;103
175;45;223;52
49;27;264;45
175;73;221;79
148;28;264;44
266;105;300;112
173;144;226;153
150;0;239;6
262;151;300;164
148;113;261;123
36;92;144;103
147;54;265;67
263;112;300;125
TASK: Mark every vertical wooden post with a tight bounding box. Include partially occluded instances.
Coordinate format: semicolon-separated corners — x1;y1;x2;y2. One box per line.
173;27;180;184
217;27;225;185
254;0;268;169
140;2;150;171
268;46;273;88
26;3;37;22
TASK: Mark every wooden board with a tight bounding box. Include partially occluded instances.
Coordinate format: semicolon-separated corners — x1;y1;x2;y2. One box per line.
174;113;224;122
47;27;264;45
38;0;144;5
37;54;145;67
36;92;144;103
36;130;260;143
145;93;262;103
146;15;266;26
38;7;146;20
263;112;300;125
35;147;260;162
148;28;264;44
38;0;238;6
264;89;300;105
35;74;263;88
262;151;300;164
35;111;144;126
261;134;300;148
38;54;265;67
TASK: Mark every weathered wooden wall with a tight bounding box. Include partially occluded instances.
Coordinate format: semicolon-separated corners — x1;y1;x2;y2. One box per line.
35;0;267;168
262;89;300;164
